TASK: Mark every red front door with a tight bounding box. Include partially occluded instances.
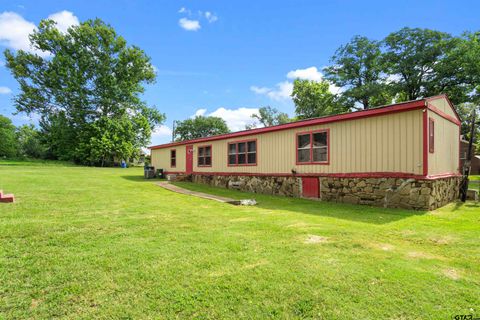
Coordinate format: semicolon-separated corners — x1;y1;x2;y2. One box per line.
302;177;319;198
186;145;193;174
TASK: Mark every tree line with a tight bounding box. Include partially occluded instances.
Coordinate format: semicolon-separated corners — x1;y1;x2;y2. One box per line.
0;116;44;159
3;19;479;161
175;27;479;148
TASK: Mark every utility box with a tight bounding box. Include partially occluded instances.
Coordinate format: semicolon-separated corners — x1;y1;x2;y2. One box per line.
156;169;165;179
144;166;155;179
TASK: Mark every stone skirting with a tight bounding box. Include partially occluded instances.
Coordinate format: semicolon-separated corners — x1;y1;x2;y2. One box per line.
320;176;461;210
192;174;301;198
190;174;461;210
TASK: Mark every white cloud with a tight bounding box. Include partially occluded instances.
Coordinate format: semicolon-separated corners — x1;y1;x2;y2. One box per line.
152;125;173;137
191;107;259;131
250;81;293;101
0;11;37;52
252;66;341;101
178;7;189;14
193;108;207;117
0;86;12;94
0;11;79;57
204;11;218;23
287;66;323;82
47;10;79;33
178;17;201;31
250;86;270;95
149;125;173;146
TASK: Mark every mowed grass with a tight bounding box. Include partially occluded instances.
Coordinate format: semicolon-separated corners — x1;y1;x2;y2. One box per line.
0;161;479;319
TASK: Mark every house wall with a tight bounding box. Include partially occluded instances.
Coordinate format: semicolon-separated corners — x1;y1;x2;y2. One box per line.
428;96;458;119
182;109;423;175
427;110;460;176
151;144;186;172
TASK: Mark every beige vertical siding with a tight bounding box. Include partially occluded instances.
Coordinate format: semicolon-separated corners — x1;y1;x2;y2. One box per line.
428;97;457;119
179;109;424;175
427;111;460;175
151;145;186;172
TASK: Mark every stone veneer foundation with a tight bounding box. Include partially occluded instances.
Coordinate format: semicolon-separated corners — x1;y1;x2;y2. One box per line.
188;174;461;210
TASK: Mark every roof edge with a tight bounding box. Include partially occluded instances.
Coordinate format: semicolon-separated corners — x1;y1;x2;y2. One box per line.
425;94;462;122
149;98;428;150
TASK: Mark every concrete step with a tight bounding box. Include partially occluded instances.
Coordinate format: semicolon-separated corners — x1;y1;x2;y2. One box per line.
0;194;14;203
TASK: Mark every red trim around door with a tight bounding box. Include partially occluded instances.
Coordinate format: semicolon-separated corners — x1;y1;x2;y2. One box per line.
185;145;193;174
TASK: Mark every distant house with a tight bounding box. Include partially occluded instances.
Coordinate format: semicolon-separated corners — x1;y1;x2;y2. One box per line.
460;139;480;174
150;95;461;210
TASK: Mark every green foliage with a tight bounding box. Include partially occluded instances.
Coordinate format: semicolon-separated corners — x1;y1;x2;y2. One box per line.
456;103;480;152
4;18;164;165
16;124;46;159
174;116;230;141
325;36;391;109
251;106;290;127
291;79;348;119
381;27;456;102
0;115;18;158
442;31;480;105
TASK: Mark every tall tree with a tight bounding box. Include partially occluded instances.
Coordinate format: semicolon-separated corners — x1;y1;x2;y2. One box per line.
4;18;164;165
291;79;347;119
174;116;230;141
324;36;391;109
0;115;18;158
439;31;480;105
381;27;455;102
251;106;290;127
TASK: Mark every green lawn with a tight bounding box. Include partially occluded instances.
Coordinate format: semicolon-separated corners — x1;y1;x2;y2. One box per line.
0;161;479;319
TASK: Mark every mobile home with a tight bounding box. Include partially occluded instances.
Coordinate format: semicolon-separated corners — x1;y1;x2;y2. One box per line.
150;95;461;210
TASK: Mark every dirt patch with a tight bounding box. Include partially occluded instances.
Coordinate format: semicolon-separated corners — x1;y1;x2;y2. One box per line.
243;260;268;269
230;217;255;222
379;244;394;251
429;235;454;245
304;235;329;244
443;268;460;280
30;299;41;309
406;251;444;260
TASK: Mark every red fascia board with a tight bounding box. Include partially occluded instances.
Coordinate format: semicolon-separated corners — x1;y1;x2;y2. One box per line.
425;94;461;123
422;110;429;176
150;99;427;150
427;103;461;126
166;171;461;181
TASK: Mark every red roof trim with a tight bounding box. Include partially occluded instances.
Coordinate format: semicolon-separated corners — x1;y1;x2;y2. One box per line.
150;99;427;150
427;103;461;125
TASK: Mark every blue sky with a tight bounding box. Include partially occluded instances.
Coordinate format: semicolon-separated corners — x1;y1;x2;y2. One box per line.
1;0;479;145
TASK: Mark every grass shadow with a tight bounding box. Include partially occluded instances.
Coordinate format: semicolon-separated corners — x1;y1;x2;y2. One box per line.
120;175;166;183
172;182;427;225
